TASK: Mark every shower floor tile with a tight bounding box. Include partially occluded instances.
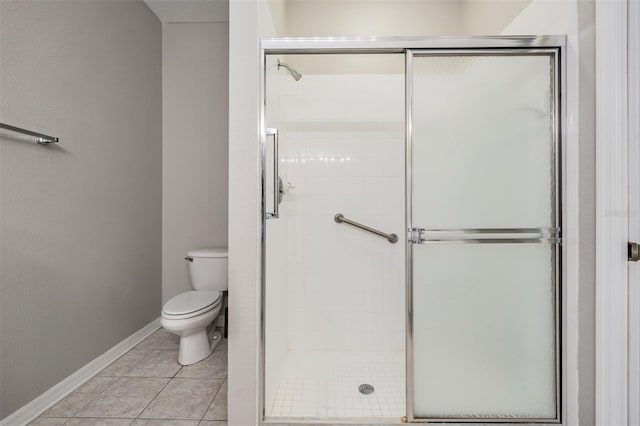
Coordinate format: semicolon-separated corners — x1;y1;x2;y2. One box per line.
268;350;405;419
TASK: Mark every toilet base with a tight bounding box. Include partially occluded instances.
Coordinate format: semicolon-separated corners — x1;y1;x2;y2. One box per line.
178;329;213;365
209;329;223;352
161;299;222;366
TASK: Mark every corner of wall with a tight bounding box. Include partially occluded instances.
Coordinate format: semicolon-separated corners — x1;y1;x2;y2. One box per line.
228;1;261;425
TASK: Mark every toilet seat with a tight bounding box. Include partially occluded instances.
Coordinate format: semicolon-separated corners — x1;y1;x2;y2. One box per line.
162;291;222;320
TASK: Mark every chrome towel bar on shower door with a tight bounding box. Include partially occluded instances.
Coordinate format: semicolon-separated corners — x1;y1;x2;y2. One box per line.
0;123;59;144
265;128;279;219
334;213;398;244
409;227;561;244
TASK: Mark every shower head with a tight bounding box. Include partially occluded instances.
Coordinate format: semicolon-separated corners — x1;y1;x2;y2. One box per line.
277;59;302;81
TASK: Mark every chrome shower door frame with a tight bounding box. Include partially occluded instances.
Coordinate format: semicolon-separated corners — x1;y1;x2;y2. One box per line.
405;46;563;424
259;36;567;425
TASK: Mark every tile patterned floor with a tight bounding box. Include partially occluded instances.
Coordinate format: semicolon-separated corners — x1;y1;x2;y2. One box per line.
268;351;405;420
30;328;227;426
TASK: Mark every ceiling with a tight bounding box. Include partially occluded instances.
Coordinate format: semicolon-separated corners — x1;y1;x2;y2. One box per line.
144;0;229;23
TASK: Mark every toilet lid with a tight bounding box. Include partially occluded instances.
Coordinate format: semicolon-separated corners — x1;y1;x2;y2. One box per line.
162;291;221;316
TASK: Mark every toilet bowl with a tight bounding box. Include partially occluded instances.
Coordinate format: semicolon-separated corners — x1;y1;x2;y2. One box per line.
161;290;223;365
161;248;228;366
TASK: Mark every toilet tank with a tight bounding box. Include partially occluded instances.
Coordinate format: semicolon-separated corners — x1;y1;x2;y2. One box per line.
187;248;228;291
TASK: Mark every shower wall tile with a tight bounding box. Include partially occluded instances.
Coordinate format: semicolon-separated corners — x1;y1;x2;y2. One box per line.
269;74;406;353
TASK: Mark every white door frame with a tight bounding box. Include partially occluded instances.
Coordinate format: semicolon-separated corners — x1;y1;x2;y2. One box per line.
628;1;640;424
595;0;639;424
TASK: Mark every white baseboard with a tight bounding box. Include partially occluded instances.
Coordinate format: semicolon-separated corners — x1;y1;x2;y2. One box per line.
1;318;161;426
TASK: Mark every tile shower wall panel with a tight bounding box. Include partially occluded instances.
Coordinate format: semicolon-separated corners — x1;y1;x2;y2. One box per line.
275;73;405;353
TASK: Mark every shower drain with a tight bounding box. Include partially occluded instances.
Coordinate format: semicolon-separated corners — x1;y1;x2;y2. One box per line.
358;384;375;395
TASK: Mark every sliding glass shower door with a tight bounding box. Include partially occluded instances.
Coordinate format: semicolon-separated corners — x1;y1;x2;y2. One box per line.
262;53;406;421
408;50;561;421
261;39;565;424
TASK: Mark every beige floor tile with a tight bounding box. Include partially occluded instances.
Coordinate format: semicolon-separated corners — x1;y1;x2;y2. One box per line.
134;329;168;350
98;350;151;377
33;331;229;425
42;377;116;417
176;351;227;379
124;350;181;378
41;392;96;418
29;418;68;425
132;420;199;425
76;377;168;418
66;419;133;425
139;378;224;420
202;379;227;421
213;338;227;353
155;332;179;350
75;377;117;394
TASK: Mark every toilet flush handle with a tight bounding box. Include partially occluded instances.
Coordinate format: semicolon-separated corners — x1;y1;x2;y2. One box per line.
184;256;194;262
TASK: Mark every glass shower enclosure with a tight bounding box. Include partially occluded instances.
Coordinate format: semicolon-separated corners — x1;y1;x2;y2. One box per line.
261;37;564;424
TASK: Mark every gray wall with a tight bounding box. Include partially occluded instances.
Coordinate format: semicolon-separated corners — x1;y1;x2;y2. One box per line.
578;1;596;424
0;0;162;419
162;22;229;304
460;0;531;34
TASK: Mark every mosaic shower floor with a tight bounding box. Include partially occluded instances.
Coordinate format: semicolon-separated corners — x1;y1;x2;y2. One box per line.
268;350;405;420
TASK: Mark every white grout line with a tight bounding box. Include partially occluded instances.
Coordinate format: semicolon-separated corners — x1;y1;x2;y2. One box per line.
269;351;405;419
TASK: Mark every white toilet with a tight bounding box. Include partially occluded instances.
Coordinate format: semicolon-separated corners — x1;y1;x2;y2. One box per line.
161;248;228;365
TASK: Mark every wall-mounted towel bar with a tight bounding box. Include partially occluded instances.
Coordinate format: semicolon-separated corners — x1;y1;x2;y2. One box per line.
0;123;59;144
334;213;398;244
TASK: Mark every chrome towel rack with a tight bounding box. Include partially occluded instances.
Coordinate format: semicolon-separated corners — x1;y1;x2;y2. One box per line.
265;128;279;219
0;123;59;144
409;227;561;244
334;213;398;244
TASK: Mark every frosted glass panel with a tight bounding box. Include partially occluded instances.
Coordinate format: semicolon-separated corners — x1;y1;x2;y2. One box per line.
412;244;556;418
412;55;554;229
411;52;558;419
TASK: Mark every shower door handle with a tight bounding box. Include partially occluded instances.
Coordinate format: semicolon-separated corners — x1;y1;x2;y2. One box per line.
266;128;279;219
409;227;561;244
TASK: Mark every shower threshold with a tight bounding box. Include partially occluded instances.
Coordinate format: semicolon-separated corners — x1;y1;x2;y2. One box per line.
264;417;404;425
